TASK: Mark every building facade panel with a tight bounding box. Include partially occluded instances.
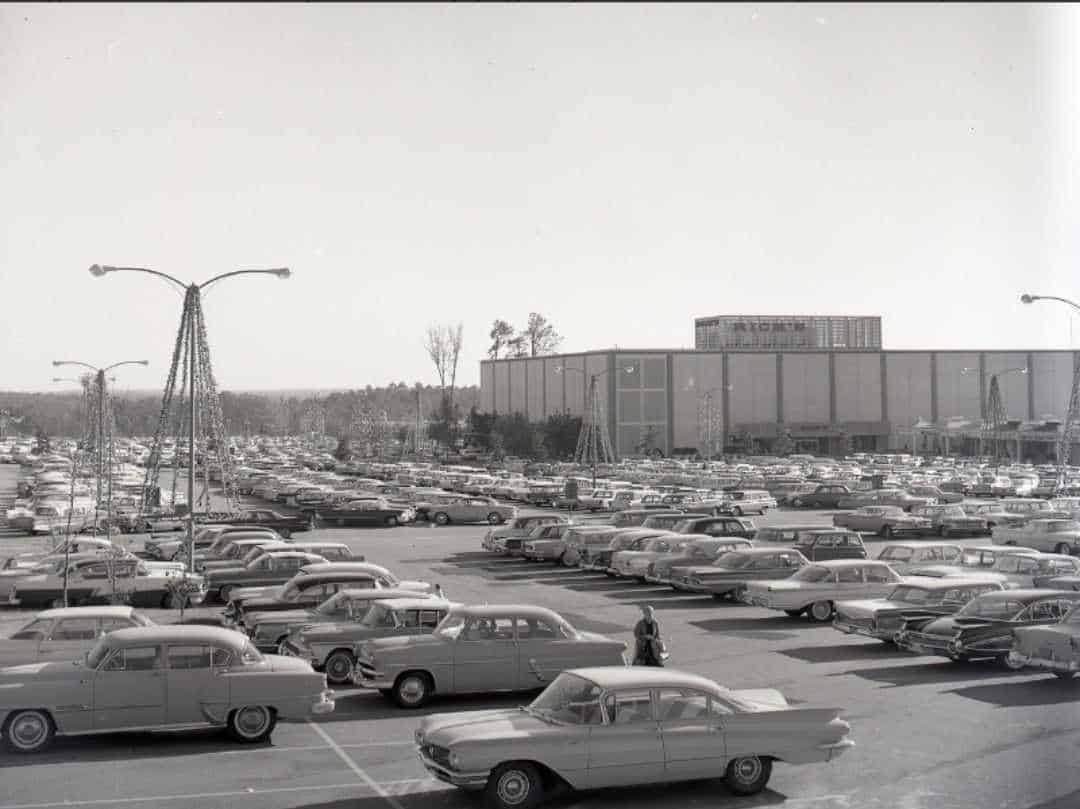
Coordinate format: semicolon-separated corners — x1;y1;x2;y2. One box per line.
543;358;565;417
781;353;830;425
508;361;527;415
834;353;881;422
560;355;585;417
885;353;933;430
934;352;981;421
672;353;725;451
616;353;669;456
480;362;495;413
1032;352;1075;420
526;359;544;420
493;361;510;416
984;352;1032;421
728;354;778;434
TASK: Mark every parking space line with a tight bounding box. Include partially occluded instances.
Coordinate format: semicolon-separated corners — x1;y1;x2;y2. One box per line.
0;782;370;809
308;721;408;809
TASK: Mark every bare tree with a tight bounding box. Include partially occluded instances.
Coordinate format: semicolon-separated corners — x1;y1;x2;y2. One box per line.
523;312;562;356
425;322;464;447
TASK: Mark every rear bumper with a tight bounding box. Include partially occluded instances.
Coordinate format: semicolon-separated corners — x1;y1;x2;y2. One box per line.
833;619;889;640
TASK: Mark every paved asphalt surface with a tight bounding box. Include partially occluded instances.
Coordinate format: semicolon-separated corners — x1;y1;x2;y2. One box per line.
1;466;1078;809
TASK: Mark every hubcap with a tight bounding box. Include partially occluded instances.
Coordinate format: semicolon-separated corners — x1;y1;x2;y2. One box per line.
235;706;269;737
327;655;352;681
812;602;831;621
733;757;762;784
398;676;426;704
496;770;531;805
11;713;47;749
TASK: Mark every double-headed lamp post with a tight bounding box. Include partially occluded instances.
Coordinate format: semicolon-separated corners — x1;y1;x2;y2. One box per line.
553;363;636;487
51;360;148;514
90;264;291;572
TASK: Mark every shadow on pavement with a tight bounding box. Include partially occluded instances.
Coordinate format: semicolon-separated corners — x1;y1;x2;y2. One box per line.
324;691;533;722
947;676;1080;707
0;728;262;769
620;596;726;611
691;616;829;633
831;660;1030;688
779;643;913;664
602;587;695;600
1018;788;1080;809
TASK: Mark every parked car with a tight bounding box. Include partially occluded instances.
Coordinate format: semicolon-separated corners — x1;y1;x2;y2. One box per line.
896;589;1080;667
520;523;576;562
909;504;988;537
414;667;853;808
12;557;206;610
221;509;313;538
743;560;903;622
604;508;675;528
0;606;155;668
204;551;330;603
908;484;963;505
1009;603;1080;677
711;489;777;516
639;512;710;532
578;529;673;573
874;543;963;575
671;515;757;540
609;536;702;580
199;539;296;572
960;501;1024;528
832;506;931;537
788;484;857;509
427;498;516;526
562;526;623;567
832;578;1005;642
483;515;571;553
353;604;627;708
671;547;807;597
314;499;415;528
987;552;1080;588
193;529;283;567
646;537;754;584
281;596;457;684
793;530;868;562
0;625;335;753
991;519;1080;555
755;525;830;544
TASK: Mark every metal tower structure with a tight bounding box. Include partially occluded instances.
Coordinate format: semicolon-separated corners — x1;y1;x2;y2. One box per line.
402;387;428;458
983;376;1007;462
697;391;722;461
575;375;614;483
141;286;236;516
1057;359;1080;491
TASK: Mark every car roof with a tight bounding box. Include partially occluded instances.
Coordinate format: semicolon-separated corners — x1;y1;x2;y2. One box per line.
337;587;428;600
300;562;390;575
373;598;456;611
569;666;723;693
896;576;1004;589
811;559;883;568
106;625;249;649
974;588;1080;602
802;529;860;536
36;605;137;619
450;604;568;621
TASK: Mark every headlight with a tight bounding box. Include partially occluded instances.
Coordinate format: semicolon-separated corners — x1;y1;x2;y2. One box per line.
448;751;461;770
414;729;424;745
949;637;964;653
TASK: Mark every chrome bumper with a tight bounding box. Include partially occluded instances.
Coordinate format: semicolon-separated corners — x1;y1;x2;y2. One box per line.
417;749;489;789
1008;651;1078;671
821;739;856;761
832;620;886;639
311;690;336;715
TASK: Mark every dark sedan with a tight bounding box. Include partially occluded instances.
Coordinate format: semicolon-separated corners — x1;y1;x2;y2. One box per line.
222;509;313;538
895;589;1080;667
314;499;415;528
204;551;329;603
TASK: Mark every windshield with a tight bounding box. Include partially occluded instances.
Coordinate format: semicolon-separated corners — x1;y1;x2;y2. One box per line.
957;597;1026;620
790;565;832;583
887;586;939;605
527;673;604;725
317;592;346;615
714;551;753;569
880;547;914;561
434;612;467;640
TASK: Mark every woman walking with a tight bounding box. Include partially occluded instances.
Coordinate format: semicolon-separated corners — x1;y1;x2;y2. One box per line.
632;604;666;667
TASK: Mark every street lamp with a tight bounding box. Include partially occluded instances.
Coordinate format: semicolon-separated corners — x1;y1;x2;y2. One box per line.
90;264;291;572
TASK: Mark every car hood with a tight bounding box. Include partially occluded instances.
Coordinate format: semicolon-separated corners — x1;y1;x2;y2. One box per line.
250;608;317;627
418;708;557;747
0;660;84;683
365;633;444;654
206;566;251;579
235;585;283;603
263;654;316;674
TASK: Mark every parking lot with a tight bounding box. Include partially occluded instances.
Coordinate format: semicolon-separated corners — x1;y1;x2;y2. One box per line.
1;468;1079;809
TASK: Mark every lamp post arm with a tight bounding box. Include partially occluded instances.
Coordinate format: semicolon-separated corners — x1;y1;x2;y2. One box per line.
103;360;150;373
1030;295;1080;314
91;265;187;289
199;269;290;290
53;361;101;373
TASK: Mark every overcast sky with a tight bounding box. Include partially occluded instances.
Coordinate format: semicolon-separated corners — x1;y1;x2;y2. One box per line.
3;3;1078;392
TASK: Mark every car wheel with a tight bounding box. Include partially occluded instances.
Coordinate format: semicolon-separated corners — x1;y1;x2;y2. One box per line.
808;600;834;622
1000;654;1026;671
219;585;234;605
48;598;65;609
1056;543;1072;556
488;512;504;525
724;755;772;796
3;709;55;753
791;498;804;508
391;671;433;708
385;515;399;527
434;512;450;526
784;608;805;617
279;528;291;539
324;650;356;685
486;761;544;809
226;705;277;743
732;506;743;516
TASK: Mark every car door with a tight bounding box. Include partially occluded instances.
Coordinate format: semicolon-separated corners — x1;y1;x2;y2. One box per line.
37;616;102;662
658;688;726;780
165;644;230;725
451;616;519;693
587;689;665;788
864;565;899;597
514;616;580;687
92;644;167;730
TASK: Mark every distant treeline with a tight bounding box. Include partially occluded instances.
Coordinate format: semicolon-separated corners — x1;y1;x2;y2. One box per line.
0;384;481;438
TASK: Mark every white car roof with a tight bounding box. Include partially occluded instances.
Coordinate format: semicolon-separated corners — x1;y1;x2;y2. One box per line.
36;605;138;619
569;666;725;694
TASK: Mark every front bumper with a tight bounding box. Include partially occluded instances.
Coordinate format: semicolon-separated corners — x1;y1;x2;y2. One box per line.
417;748;490;789
833;619;890;640
311;690;336;715
1007;650;1078;672
895;632;956;657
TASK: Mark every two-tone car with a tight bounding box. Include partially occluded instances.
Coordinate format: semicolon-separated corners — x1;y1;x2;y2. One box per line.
354;604;627;708
710;490;776;516
578;528;672;574
0;606;155;667
874;543;963;575
204;551;330;604
609;536;701;580
483;515;571;553
832;578;1006;643
520;523;575;562
561;526;622;567
832;506;931;538
281;597;458;684
909;504;988;538
671;546;806;597
0;625;334;753
792;530;868;562
12;557;206;610
646;537;754;585
743;560;903;622
415;667;853;809
896;589;1080;667
1009;603;1080;678
426;498;516;526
